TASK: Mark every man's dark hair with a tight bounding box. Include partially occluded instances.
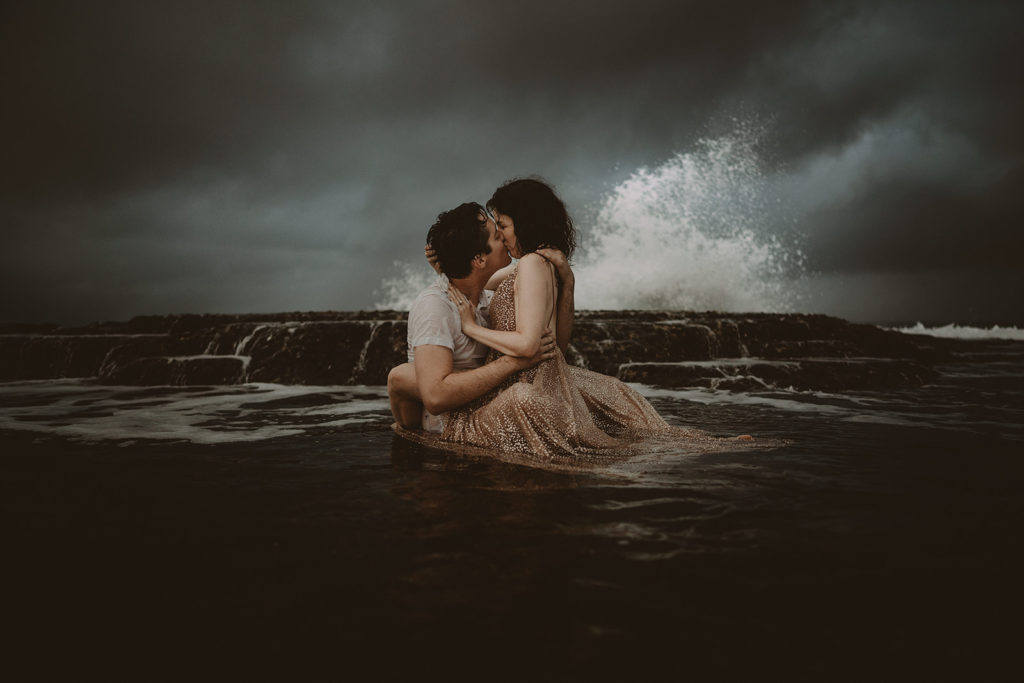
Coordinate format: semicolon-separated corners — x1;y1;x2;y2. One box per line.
487;177;575;259
426;202;491;279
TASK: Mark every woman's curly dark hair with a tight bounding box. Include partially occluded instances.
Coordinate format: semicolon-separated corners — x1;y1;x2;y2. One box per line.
486;177;575;259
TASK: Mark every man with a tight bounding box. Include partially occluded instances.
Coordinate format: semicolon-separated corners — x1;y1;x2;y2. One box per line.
388;201;574;431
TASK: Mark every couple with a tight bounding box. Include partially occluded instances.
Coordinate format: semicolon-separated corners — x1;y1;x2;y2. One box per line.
388;178;755;469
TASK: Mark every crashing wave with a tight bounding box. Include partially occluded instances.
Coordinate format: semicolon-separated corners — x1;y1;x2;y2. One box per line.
890;323;1024;341
374;126;804;312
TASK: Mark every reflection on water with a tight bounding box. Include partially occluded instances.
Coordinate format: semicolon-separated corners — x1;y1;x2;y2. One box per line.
381;416;1022;675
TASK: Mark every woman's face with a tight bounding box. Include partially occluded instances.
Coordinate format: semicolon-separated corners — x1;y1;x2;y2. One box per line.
480;212;512;271
491;209;521;258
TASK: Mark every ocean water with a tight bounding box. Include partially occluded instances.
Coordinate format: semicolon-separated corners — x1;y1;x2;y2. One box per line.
2;332;1021;446
3;333;1022;677
5;128;1022;675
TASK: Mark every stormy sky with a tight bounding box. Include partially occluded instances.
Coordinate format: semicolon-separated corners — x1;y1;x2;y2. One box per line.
3;0;1022;325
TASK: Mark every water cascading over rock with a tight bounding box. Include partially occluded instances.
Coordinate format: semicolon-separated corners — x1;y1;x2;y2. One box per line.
0;310;951;390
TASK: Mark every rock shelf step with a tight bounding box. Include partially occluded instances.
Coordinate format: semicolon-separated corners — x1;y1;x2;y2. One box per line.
0;310;975;386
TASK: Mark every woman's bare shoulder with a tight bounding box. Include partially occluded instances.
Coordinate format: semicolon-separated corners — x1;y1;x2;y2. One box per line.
516;253;555;282
518;252;554;271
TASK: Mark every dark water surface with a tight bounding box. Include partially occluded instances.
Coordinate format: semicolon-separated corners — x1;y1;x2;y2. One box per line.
2;341;1023;680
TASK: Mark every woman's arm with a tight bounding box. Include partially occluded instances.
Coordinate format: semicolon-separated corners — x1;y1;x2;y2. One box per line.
449;254;554;357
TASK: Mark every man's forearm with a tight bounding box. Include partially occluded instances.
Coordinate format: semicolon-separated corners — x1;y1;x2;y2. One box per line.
427;356;523;414
555;275;575;353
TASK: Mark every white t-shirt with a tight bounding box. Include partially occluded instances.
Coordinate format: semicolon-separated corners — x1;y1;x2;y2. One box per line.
406;279;493;432
407;279;491;368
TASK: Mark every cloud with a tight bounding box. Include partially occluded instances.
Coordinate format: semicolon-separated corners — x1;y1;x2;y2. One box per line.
2;0;1023;323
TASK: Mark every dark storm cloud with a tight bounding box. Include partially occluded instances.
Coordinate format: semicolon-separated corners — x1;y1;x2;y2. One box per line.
3;0;822;203
2;0;1023;323
805;172;1024;272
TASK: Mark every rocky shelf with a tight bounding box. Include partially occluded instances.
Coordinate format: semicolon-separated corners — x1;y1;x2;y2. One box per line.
0;310;979;390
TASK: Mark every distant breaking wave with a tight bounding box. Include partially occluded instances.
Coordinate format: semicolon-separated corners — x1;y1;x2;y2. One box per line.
890;323;1024;341
375;127;804;312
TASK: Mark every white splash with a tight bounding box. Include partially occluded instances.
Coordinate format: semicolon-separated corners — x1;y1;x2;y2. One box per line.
374;128;803;312
374;260;439;311
574;132;802;311
889;323;1024;341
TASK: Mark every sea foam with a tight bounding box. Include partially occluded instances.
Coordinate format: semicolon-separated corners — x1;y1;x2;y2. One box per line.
890;323;1024;341
0;381;391;444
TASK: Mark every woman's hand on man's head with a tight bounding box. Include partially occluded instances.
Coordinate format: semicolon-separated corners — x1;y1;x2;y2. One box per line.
425;244;442;275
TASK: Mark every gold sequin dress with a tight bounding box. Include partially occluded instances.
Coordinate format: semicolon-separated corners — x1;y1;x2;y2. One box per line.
396;263;770;470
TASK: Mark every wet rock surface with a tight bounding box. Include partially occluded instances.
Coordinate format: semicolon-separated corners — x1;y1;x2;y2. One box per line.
0;309;987;389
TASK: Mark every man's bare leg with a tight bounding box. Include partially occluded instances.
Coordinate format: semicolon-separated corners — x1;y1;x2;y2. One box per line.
387;362;423;429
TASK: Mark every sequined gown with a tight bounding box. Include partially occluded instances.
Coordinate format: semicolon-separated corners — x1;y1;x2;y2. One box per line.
397;263;762;469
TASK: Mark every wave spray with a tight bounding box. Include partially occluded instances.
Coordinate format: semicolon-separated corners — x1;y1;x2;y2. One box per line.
376;129;803;312
575;131;801;311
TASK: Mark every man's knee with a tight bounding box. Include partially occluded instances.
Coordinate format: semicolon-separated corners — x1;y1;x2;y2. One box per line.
388;363;414;397
387;365;401;394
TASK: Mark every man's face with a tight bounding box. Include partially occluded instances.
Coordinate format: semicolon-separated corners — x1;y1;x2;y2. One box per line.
478;212;511;275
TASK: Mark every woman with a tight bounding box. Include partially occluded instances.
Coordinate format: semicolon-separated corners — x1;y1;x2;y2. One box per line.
401;178;759;469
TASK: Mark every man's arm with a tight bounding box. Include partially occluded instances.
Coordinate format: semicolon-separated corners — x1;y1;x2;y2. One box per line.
413;332;555;415
536;248;575;352
554;264;574;353
388;362;424;429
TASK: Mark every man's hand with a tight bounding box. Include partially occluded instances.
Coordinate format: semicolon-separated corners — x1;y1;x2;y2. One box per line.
536;248;574;286
425;244;442;275
506;328;556;370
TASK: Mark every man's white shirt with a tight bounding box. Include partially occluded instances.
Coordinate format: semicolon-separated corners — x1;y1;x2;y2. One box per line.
406;276;493;431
